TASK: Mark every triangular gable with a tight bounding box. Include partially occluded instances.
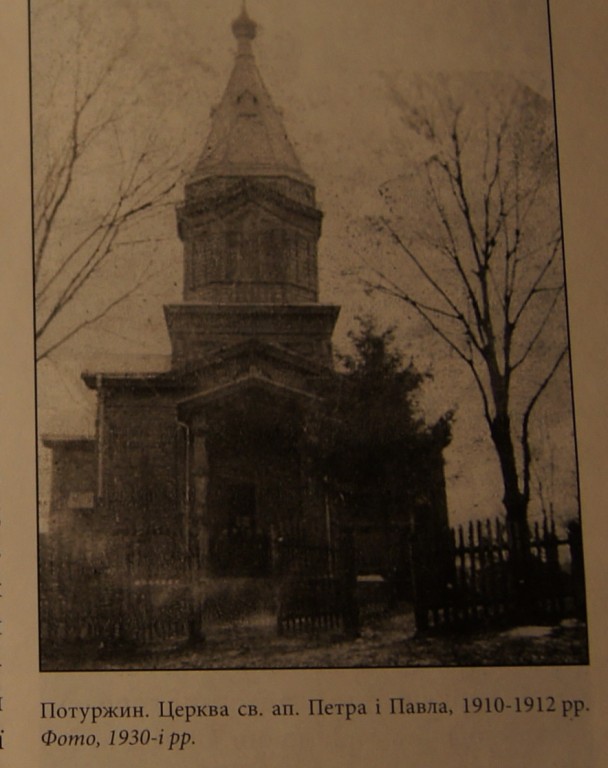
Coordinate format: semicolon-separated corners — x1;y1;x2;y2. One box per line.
82;339;332;394
178;178;322;233
180;338;329;397
176;371;321;419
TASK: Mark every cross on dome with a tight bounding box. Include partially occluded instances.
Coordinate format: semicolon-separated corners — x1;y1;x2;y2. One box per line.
232;4;257;52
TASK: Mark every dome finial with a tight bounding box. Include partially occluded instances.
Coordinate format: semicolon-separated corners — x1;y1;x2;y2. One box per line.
232;3;257;53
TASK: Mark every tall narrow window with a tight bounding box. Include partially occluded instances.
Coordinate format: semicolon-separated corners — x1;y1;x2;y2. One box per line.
225;231;240;281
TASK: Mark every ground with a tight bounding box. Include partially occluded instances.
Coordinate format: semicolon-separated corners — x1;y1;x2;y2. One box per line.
42;609;589;671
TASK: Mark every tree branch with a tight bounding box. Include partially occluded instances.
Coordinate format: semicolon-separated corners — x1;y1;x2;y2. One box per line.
36;268;151;362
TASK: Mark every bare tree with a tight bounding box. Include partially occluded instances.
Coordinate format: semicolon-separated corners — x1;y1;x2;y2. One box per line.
367;76;570;534
32;1;187;361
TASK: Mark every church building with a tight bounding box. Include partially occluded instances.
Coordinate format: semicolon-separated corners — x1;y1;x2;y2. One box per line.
42;8;450;638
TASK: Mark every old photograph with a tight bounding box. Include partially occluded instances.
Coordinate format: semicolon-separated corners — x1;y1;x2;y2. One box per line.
33;0;587;671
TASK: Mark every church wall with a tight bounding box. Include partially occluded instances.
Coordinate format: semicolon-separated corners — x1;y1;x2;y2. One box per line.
99;388;182;544
44;440;96;542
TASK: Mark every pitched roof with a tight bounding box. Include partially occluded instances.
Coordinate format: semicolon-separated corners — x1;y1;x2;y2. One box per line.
191;8;311;185
81;337;333;390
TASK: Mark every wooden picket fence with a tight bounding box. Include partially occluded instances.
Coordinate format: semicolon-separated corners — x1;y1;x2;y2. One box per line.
39;582;191;650
39;538;192;655
276;535;359;637
410;516;585;633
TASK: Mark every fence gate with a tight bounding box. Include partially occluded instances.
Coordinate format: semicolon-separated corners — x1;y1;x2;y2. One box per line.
276;531;359;637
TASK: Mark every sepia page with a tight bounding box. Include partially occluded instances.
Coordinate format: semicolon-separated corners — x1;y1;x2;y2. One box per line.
1;0;607;765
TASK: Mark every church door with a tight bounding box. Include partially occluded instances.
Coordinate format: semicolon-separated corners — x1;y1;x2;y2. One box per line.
210;479;270;577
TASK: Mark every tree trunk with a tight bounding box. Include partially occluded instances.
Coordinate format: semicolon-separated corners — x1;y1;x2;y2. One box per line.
488;410;535;620
488;404;528;530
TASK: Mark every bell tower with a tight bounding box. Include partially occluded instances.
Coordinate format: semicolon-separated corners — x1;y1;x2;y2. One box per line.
165;7;339;367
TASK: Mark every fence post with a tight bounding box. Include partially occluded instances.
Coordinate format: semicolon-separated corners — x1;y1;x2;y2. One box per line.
544;515;564;617
340;527;360;638
409;533;430;632
568;521;586;619
187;563;205;646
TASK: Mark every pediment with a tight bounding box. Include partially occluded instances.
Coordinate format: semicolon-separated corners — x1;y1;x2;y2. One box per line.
81;341;329;398
179;178;322;237
179;339;327;392
177;373;319;421
172;341;329;409
175;340;329;421
213;201;293;232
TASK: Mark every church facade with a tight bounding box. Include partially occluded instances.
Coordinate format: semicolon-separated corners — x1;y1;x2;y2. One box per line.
41;9;449;644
